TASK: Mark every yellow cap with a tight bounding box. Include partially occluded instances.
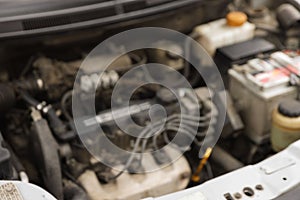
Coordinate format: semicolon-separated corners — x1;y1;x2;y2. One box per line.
226;11;247;27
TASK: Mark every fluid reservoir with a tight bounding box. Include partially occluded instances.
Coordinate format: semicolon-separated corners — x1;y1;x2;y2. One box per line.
271;99;300;152
193;11;255;55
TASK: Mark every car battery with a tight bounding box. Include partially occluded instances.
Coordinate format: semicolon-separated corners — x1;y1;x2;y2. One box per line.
229;51;300;144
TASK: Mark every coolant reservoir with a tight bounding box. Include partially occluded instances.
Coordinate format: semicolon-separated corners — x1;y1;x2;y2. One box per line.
271;99;300;152
193;11;255;55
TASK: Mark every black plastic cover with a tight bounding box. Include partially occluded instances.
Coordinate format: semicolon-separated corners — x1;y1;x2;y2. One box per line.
214;38;276;87
215;38;276;63
0;0;201;39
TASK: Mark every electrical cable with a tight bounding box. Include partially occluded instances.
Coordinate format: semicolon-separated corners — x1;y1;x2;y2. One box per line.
61;90;73;121
140;113;211;166
106;120;162;181
107;112;212;181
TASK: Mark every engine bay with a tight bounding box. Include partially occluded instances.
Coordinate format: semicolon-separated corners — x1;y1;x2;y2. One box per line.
0;0;300;199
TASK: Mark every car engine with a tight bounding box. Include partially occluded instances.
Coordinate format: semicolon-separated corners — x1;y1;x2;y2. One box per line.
0;0;300;200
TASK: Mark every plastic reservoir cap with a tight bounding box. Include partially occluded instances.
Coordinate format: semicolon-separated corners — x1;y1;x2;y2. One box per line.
278;99;300;118
226;11;248;26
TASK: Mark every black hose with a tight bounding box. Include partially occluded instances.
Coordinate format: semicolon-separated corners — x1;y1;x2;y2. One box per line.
46;107;76;141
0;84;16;114
211;146;244;172
5;144;25;173
61;90;73;121
20;91;39;107
47;107;66;134
21;92;75;141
